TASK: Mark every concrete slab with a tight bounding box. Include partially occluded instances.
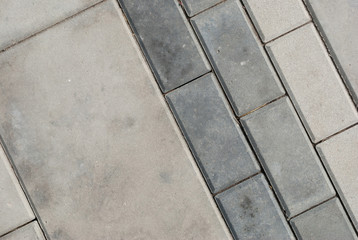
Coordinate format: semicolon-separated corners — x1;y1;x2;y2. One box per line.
181;0;222;16
0;0;100;51
0;145;34;236
0;222;45;240
266;24;358;143
0;1;231;239
317;125;358;229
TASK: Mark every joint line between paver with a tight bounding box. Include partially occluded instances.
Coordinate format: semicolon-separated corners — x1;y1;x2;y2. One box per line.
0;219;36;238
263;21;311;45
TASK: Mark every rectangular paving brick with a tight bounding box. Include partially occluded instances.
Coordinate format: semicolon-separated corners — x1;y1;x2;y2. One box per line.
317;125;358;229
181;0;222;16
1;222;45;240
241;97;335;217
290;198;358;240
266;24;358;143
0;145;34;236
166;73;260;193
191;0;284;116
118;0;210;93
305;0;358;106
242;0;310;42
215;174;295;240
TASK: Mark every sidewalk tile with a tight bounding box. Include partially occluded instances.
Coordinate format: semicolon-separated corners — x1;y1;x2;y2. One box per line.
266;24;358;143
241;97;335;217
0;145;34;236
192;0;284;116
1;222;45;240
317;125;358;229
118;0;210;92
242;0;310;42
181;0;222;17
166;74;260;193
215;174;295;240
291;198;358;240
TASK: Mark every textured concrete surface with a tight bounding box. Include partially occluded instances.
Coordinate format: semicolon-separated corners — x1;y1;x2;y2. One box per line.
0;145;34;236
0;222;45;240
317;125;358;229
182;0;222;16
0;0;100;51
0;1;231;239
118;0;210;92
243;0;310;42
305;0;358;106
242;97;335;217
166;74;260;193
291;198;358;240
192;0;284;116
266;24;358;142
216;174;295;240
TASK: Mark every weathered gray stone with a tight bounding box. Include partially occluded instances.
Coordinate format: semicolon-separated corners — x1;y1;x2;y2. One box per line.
241;97;335;217
242;0;310;42
291;198;358;240
317;125;358;229
0;145;34;236
1;222;45;240
215;174;295;240
118;0;210;93
0;0;100;51
0;1;231;239
166;73;260;193
181;0;222;16
191;0;284;116
304;0;358;106
266;24;358;142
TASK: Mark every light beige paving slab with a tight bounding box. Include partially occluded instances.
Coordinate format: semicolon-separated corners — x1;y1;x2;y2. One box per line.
0;0;101;51
0;145;34;236
266;24;358;143
0;222;45;240
243;0;310;42
317;125;358;229
0;0;231;239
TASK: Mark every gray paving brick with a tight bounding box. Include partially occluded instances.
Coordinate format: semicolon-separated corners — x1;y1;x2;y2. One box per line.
291;198;358;240
0;145;34;236
304;0;358;106
1;222;45;240
242;0;310;42
118;0;210;93
215;174;295;240
166;73;260;193
317;125;358;229
191;0;284;116
241;97;335;217
181;0;222;17
266;24;358;143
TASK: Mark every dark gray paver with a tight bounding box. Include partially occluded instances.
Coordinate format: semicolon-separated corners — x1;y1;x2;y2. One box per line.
304;0;358;106
181;0;222;17
1;222;45;240
215;174;295;240
191;0;284;116
241;97;335;217
118;0;210;93
291;198;358;240
166;73;260;193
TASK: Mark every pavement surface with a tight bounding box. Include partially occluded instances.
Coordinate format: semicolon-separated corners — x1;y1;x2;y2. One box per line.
0;0;357;239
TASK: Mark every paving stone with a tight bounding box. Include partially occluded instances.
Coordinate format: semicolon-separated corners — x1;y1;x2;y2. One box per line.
191;0;284;116
118;0;210;93
242;0;310;42
290;198;358;240
266;24;358;143
0;145;34;236
241;97;335;217
304;0;358;106
1;222;45;240
215;174;295;240
0;1;231;239
181;0;222;17
317;125;358;229
0;0;100;51
166;74;260;193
